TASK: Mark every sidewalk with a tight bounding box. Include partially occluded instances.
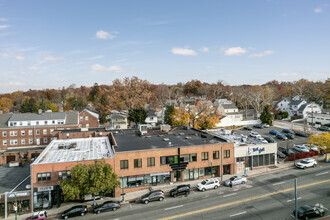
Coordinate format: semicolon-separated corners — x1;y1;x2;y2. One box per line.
4;155;326;220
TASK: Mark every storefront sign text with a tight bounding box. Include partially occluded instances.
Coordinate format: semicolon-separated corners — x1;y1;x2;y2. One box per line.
37;186;54;192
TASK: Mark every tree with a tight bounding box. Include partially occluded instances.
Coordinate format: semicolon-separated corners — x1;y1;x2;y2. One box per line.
128;108;148;126
88;83;100;102
260;105;273;126
307;132;330;153
164;105;175;125
0;97;13;113
170;107;190;126
59;160;120;202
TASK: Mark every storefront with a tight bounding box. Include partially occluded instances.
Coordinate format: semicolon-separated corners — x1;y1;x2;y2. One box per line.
33;185;60;211
121;172;171;188
235;143;277;175
0;191;31;218
183;166;219;180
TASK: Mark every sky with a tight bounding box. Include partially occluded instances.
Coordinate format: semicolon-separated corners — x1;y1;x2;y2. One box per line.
0;0;329;93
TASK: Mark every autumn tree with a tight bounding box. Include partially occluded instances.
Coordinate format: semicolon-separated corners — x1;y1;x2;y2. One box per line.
128;107;148;126
307;132;330;159
183;80;203;96
170;107;190;126
59;160;119;202
0;97;13;113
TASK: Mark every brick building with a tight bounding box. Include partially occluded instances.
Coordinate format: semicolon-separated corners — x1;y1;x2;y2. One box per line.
0;109;99;165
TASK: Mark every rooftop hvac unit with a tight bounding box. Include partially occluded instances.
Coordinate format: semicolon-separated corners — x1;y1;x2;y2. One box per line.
161;124;171;132
163;138;170;141
138;124;148;135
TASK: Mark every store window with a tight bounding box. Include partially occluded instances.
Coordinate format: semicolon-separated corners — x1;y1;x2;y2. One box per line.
147;157;155;167
134;158;142;168
224;150;230;158
264;154;270;166
120;160;128;169
201;152;208;161
259;155;264;167
58;170;71;180
213;151;219;159
37;172;51;181
270;153;275;165
253;155;258;167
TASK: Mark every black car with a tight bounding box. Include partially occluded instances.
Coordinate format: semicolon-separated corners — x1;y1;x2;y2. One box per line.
264;137;276;143
277;150;286;158
284;133;294;139
253;124;263;129
276;134;287;140
293;204;326;219
243;126;252;130
318;126;330;131
139;190;165;204
295;132;308;137
282;129;294;134
61;205;87;219
169;185;190;197
278;146;294;156
93;201;120;214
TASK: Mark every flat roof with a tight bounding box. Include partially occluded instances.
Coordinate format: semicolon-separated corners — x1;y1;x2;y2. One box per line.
32;137;114;165
0;164;30;194
113;128;226;152
207;130;266;146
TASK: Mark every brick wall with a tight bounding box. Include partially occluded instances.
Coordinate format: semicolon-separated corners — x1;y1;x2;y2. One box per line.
78;110;99;128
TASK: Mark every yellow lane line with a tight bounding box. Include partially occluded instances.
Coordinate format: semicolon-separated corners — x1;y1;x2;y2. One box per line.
159;179;330;220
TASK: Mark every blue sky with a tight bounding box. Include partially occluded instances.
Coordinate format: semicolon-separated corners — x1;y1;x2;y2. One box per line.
0;0;329;93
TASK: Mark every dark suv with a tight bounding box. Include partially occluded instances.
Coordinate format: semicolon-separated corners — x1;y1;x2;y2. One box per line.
169;185;190;197
61;205;87;219
93;201;120;214
139;190;165;204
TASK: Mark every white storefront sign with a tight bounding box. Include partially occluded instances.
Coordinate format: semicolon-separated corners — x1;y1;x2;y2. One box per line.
37;186;54;192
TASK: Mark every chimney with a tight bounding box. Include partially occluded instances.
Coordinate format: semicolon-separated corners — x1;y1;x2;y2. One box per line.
38;109;42;114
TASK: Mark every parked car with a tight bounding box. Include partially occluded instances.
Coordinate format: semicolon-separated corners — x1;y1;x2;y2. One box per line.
264;137;276;143
262;123;270;128
243;126;252;130
93;201;120;214
253;124;263;129
282;129;294;134
296;158;317;169
284;133;294;139
295;131;308;137
169;184;190;197
249;131;261;138
138;190;165;204
277;150;286;158
293;145;310;153
257;137;268;144
318;126;330;131
269;130;281;135
26;211;48;220
293;204;326;219
278;146;295;156
224;176;247;186
197;178;220;191
61;205;87;219
276;134;287;140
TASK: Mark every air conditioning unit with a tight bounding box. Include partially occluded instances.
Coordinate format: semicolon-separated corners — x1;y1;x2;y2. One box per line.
138;124;148;136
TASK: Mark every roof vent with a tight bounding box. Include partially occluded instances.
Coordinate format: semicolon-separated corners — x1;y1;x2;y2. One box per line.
163;138;170;141
179;133;184;135
185;136;191;139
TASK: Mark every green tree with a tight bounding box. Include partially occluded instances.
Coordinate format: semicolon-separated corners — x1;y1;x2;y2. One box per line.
164;105;175;125
128;107;148;126
88;83;100;102
20;97;38;113
59;160;119;202
260;105;273;126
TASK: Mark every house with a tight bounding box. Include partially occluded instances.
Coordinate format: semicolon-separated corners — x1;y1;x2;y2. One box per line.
214;99;233;108
298;103;322;119
288;100;307;116
108;112;128;129
275;98;291;113
217;103;243;122
145;109;158;127
79;108;99;128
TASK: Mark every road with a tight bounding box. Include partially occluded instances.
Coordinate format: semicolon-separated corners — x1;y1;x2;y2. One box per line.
52;163;330;220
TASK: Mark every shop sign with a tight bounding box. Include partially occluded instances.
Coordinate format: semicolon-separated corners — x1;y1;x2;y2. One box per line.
37;186;54;192
150;172;170;176
252;147;265;153
7;192;29;198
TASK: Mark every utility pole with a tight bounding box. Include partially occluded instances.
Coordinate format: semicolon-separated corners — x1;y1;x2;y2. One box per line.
294;178;298;220
211;160;213;177
121;175;125;202
221;146;223;182
15;193;17;220
5;192;7;219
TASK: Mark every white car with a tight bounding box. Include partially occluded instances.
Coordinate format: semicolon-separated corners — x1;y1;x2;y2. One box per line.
257;137;268;144
293;145;310;153
296;158;317;169
197;178;220;192
250;132;261;139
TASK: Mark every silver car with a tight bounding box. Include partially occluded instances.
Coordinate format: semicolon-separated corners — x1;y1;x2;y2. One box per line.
224;176;247;186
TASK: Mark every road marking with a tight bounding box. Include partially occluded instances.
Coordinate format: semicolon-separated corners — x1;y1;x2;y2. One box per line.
223;193;237;197
287;197;301;202
158;179;330;220
164;205;184;211
273;181;286;186
230;211;247;217
130;204;132;208
218;192;225;195
316;172;328;176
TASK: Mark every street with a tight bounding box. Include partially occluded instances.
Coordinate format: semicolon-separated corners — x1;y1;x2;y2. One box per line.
51;162;330;220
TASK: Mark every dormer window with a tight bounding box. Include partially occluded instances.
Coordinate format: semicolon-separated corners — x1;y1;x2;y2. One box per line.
28;121;31;126
45;121;48;125
36;121;39;125
10;122;13;126
19;122;23;126
52;120;55;124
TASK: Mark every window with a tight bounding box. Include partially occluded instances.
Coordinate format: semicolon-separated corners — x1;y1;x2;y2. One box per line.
36;121;39;125
50;129;54;134
3;140;7;146
27;121;31;126
37;172;51;181
10;131;17;136
120;160;128;169
28;130;33;135
52;120;55;124
147;157;155;167
80;117;83;121
44;121;48;125
224;150;230;158
10;140;18;145
58;170;71;180
21;139;25;145
134;158;142;168
36;130;40;135
85;116;88;121
160;155;178;165
202;152;208;161
2;131;6;137
43;138;48;143
29;138;33;144
21;130;25;136
213;151;219;159
86;124;89;128
43;129;47;135
190;153;197;162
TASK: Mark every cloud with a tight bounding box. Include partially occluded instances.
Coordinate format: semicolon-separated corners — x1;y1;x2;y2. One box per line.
91;64;124;72
200;47;209;53
15;55;25;60
86;55;105;60
0;53;25;61
249;50;275;58
224;47;247;56
171;47;197;56
0;53;10;58
44;55;63;62
314;8;322;13
277;72;299;77
28;66;38;71
0;18;8;22
0;25;10;30
96;30;117;40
